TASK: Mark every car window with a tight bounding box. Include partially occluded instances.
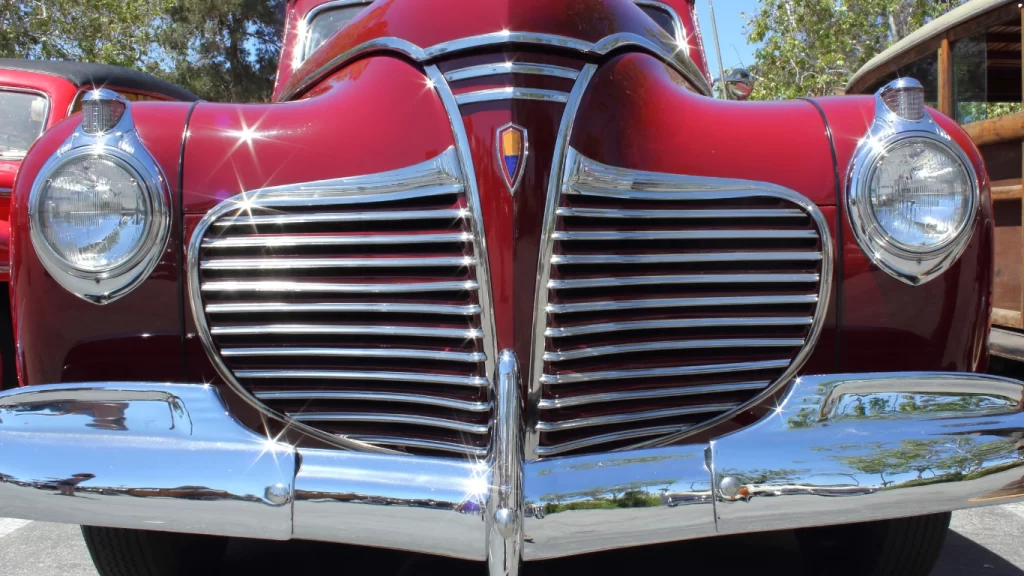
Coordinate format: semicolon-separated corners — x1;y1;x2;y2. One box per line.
638;4;678;39
304;3;371;61
0;90;48;160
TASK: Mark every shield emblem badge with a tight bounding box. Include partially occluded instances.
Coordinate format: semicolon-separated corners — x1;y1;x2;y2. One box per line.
497;123;528;195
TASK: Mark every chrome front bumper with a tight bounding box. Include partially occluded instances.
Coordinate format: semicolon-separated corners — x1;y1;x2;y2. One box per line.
2;356;1024;575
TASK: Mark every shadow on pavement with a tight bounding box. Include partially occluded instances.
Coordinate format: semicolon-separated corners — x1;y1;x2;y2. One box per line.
932;530;1024;576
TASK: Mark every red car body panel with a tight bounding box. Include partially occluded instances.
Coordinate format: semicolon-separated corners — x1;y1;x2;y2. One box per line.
8;0;993;453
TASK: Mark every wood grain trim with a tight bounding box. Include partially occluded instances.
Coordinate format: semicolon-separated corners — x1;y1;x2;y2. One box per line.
993;307;1023;329
963;112;1024;146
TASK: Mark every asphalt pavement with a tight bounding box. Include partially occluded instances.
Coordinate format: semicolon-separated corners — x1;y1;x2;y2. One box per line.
1;505;1023;575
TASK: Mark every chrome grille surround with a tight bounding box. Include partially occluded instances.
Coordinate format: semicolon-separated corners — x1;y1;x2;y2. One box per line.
188;146;498;457
528;149;833;458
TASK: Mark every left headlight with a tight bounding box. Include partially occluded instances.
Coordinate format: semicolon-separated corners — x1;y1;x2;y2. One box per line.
29;89;170;304
848;79;978;285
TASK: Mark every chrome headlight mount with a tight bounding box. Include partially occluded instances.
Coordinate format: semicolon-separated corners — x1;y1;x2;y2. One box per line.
28;89;171;304
847;78;979;286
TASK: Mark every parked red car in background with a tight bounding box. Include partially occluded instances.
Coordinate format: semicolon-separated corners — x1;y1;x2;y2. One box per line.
0;60;197;387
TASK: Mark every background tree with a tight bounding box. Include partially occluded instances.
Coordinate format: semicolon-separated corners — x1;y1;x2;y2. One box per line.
744;0;966;100
0;0;285;102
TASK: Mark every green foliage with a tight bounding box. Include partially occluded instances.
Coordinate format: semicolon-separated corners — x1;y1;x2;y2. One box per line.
0;0;285;102
743;0;965;100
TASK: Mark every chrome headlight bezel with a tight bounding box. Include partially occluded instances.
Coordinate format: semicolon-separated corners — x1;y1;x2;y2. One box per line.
846;79;979;286
28;89;171;304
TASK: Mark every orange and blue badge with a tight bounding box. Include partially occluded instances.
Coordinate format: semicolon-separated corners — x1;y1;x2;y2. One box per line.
497;123;527;195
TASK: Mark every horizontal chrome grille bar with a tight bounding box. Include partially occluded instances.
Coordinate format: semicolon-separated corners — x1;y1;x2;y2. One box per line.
536;402;740;431
212;209;466;226
212;324;482;339
223;347;485;363
551;252;823;265
202;232;471;248
454;87;569;105
538;381;771;409
552;229;818;241
546;316;813;338
548;273;819;290
540;359;791;384
243;183;465;209
556;207;807;219
534;425;692;457
236;369;489;388
567;183;805;201
544;339;805;362
444;62;579;81
287;412;491;434
254;390;491;412
202;280;478;293
548;294;818;314
201;256;478;270
207;302;481;316
347;435;489;457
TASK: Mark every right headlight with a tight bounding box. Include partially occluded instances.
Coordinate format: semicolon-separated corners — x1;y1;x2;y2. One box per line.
848;79;978;285
29;89;170;304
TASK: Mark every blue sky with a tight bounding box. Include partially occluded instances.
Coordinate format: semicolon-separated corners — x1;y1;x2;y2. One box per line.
693;0;761;76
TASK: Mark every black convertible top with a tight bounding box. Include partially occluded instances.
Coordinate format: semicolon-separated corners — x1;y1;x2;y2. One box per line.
0;59;199;102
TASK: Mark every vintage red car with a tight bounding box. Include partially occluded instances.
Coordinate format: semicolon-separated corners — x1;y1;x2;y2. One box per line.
0;59;197;388
0;1;1020;575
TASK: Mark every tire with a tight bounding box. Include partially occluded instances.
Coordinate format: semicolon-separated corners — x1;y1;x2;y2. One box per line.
795;512;951;576
81;526;228;576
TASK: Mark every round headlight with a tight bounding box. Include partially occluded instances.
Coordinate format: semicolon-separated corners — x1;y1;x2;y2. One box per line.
36;154;150;273
867;138;972;253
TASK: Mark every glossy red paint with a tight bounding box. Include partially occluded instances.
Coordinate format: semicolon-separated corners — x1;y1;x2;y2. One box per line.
9;102;194;387
183;56;452;214
811;96;992;373
276;0;673;101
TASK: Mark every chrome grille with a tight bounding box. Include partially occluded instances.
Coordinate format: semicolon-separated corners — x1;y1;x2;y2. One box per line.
531;149;831;457
191;147;494;458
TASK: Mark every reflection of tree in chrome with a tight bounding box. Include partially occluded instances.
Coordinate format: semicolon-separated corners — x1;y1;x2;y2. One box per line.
787;391;1018;430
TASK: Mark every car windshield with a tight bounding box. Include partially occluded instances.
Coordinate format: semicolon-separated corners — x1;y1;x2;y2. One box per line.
304;3;371;61
0;90;47;160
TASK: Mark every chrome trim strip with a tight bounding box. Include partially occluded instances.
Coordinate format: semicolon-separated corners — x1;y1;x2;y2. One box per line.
348;432;487;455
544;339;804;362
201;256;477;270
444;63;580;82
540;359;791;385
552;229;819;241
237;369;489;387
201;280;478;293
526;63;598;458
254;389;492;412
206;302;481;316
226;347;485;363
556;206;807;219
0;188;11;198
537;381;771;409
546;316;813;338
187;148;473;453
425;32;593;58
488;350;523;576
548;273;819;290
533;425;690;457
426;65;500;389
536;403;739;432
288;411;491;434
548;294;818;314
347;435;489;457
211;324;482;339
202;232;469;248
551;251;822;265
454;88;569;105
212;208;466;226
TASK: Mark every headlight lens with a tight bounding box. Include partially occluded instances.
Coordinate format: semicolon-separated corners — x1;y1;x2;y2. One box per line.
867;138;972;252
37;155;150;272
